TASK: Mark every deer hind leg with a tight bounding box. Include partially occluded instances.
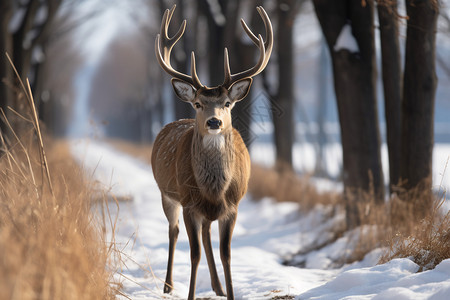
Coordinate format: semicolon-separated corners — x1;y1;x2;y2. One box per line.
219;212;237;300
202;220;226;296
183;209;202;300
161;194;181;294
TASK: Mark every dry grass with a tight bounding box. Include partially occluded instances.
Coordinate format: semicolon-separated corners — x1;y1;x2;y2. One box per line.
379;184;450;270
0;135;119;299
0;59;119;299
249;164;340;210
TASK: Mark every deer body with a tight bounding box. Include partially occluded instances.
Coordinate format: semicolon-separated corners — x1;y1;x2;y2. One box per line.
152;5;272;300
152;119;250;221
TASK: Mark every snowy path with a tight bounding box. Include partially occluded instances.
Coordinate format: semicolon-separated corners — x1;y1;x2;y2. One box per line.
71;140;450;300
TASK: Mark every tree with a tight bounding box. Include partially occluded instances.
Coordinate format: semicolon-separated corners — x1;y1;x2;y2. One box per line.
263;0;303;170
400;0;438;199
377;0;402;192
0;0;63;139
313;0;385;227
273;0;298;170
226;0;263;147
164;0;196;121
0;0;13;136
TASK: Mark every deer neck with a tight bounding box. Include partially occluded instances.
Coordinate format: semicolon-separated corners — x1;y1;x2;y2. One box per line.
191;127;235;200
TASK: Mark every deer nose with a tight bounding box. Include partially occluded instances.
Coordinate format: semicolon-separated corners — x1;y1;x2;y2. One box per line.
206;118;222;129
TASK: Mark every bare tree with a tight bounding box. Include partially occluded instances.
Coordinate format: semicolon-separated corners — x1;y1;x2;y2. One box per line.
1;0;63;139
313;0;385;228
263;0;303;170
377;0;402;192
400;0;438;201
0;0;13;136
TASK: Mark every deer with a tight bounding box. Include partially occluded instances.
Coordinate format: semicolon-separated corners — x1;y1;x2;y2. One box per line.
151;5;273;300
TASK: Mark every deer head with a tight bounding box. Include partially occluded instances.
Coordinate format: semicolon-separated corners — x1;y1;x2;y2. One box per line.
155;5;273;138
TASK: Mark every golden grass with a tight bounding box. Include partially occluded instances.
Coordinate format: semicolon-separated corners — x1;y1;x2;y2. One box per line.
249;164;340;210
0;134;119;300
379;184;450;270
0;58;119;299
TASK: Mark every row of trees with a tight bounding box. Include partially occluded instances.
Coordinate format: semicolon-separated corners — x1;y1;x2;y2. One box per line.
0;0;64;135
0;0;442;228
313;0;439;226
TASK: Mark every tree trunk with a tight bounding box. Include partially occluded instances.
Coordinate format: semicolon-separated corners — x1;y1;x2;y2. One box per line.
12;0;39;83
377;0;402;192
313;0;384;228
170;0;195;120
228;0;260;147
0;0;13;139
199;0;228;87
273;0;295;170
314;39;329;176
400;0;438;194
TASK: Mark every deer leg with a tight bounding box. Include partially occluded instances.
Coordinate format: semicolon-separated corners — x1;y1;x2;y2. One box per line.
219;212;237;300
162;195;180;294
202;220;226;296
183;209;202;300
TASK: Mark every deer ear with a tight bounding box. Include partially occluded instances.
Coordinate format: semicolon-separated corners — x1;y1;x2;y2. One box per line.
171;78;196;102
228;78;253;102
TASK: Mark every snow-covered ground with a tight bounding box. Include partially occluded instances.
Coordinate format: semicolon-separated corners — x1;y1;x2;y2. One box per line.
71;140;450;299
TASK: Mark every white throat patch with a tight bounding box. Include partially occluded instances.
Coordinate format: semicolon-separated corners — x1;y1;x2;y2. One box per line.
203;133;225;149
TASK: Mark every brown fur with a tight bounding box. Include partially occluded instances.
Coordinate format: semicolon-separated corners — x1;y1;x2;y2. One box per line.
151;119;250;221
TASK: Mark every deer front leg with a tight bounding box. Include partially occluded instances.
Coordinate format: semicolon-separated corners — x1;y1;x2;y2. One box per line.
164;223;179;293
162;195;180;294
202;220;226;296
219;212;237;300
183;209;202;300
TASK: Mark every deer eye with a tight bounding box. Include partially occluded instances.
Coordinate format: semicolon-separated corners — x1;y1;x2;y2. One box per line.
194;102;202;109
224;101;232;108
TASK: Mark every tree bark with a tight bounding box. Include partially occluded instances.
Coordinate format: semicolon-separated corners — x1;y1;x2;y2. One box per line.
13;0;40;82
273;0;296;170
400;0;438;193
172;0;195;120
313;0;384;227
228;0;260;147
199;0;228;87
377;0;402;192
0;0;13;138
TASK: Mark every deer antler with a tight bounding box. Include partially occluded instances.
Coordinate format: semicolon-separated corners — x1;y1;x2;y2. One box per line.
222;6;273;89
155;5;203;89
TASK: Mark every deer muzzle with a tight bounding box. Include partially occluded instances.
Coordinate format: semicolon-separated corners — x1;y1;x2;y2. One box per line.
206;117;223;134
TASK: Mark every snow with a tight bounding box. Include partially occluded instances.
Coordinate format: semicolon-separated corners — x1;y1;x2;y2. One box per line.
333;24;360;53
71;140;450;299
301;259;450;300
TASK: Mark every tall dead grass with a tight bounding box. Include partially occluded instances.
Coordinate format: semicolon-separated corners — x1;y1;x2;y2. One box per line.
0;134;119;299
379;183;450;270
249;164;340;210
0;59;118;299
